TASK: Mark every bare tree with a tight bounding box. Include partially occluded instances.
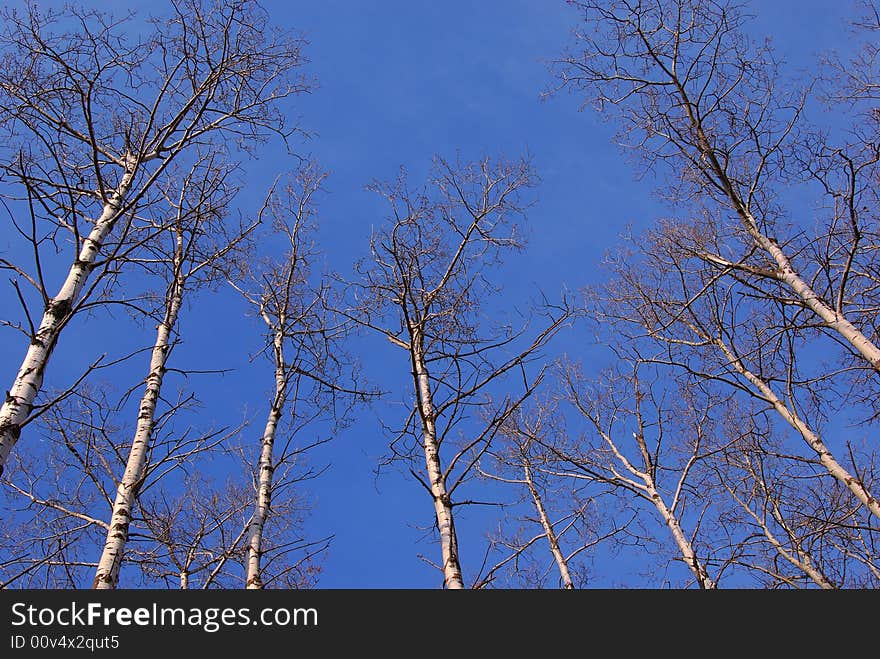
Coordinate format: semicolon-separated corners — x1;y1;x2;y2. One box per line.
0;0;308;475
549;360;721;588
552;0;880;381
476;402;617;589
135;475;253;589
348;155;569;588
701;398;880;589
0;389;115;588
547;0;880;586
561;219;880;586
135;464;330;590
712;434;837;589
0;154;335;589
477;359;878;588
231;163;364;589
481;443;577;588
595;220;880;522
824;1;880;131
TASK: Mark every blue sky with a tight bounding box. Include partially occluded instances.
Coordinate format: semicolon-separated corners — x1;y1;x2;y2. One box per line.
0;0;865;587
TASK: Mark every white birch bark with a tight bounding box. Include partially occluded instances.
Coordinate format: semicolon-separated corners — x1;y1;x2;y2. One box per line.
93;230;183;589
763;504;836;589
643;480;716;589
0;166;136;476
411;329;464;589
591;420;715;588
734;195;880;371
712;336;880;519
522;458;574;589
761;525;835;589
758;228;880;369
688;106;880;372
245;320;285;589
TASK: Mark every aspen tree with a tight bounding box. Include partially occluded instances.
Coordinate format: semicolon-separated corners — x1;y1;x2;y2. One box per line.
349;156;568;588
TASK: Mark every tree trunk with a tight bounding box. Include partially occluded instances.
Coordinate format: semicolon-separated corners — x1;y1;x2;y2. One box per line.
688;101;880;373
644;481;716;589
93;234;183;590
411;330;464;589
0;168;135;476
713;336;880;519
762;521;836;589
522;457;574;589
746;210;880;372
245;325;285;589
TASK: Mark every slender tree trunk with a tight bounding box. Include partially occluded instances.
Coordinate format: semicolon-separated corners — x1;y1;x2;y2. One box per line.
93;234;183;590
0;167;136;476
411;330;464;589
713;336;880;519
761;514;836;589
522;457;574;589
744;206;880;371
601;400;715;587
720;461;837;589
687;100;880;372
245;324;285;589
765;501;836;589
643;481;716;589
180;571;189;590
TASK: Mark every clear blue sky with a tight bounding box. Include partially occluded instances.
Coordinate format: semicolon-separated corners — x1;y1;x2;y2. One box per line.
0;0;862;587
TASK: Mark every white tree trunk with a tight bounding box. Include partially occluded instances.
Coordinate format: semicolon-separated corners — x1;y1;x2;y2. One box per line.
746;215;880;371
774;547;835;590
522;459;573;589
0;169;135;476
759;515;835;589
245;327;284;589
713;337;880;519
93;244;183;589
644;481;716;589
600;415;715;587
411;332;464;589
692;111;880;372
